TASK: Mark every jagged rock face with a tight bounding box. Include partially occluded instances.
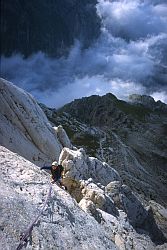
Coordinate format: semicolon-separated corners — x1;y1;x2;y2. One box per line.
51;94;167;207
105;182;148;227
59;93;125;127
1;81;167;249
0;146;118;250
59;147;120;187
1;0;100;57
0;78;72;166
129;94;156;108
53;125;72;149
1;146;166;250
149;201;167;240
59;147;167;247
129;94;167;112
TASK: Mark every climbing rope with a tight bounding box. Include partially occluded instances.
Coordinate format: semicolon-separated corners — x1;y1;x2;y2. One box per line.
16;185;52;250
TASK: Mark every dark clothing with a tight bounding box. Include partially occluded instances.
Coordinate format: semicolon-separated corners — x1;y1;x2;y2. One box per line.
41;165;64;182
51;165;64;181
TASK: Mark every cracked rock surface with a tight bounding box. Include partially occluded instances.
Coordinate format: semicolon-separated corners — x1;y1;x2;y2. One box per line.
0;146;118;250
1;79;167;249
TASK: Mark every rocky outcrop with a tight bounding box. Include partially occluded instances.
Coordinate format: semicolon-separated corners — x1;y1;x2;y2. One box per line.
59;147;167;248
129;94;167;112
0;146;117;250
2;146;166;250
129;94;156;109
0;78;72;166
54;93;167;207
1;80;167;249
53;125;72;149
59;147;120;187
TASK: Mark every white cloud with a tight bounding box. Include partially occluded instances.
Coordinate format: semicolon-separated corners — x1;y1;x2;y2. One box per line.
151;91;167;103
32;76;145;108
97;0;167;40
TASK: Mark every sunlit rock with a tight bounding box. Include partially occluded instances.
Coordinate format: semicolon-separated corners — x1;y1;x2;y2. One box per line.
0;78;64;165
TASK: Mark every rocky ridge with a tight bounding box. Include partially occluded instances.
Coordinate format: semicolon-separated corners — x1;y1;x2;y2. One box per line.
0;78;167;249
1;146;166;250
42;93;167;206
41;93;167;239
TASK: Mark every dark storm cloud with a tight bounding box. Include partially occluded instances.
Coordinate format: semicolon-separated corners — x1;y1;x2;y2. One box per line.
1;0;167;106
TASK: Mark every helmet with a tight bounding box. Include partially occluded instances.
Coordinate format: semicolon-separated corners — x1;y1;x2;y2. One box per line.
52;161;58;166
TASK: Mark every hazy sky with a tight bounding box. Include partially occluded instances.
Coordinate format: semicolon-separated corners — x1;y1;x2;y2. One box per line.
1;0;167;107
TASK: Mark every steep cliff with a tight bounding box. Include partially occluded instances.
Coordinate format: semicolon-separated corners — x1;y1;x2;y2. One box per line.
0;79;167;249
0;78;72;166
44;93;167;207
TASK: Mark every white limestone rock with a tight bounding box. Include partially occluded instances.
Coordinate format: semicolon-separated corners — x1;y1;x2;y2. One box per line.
78;198;102;223
53;125;72;149
0;146;118;250
59;147;166;247
100;209;155;250
119;185;148;227
79;180;118;217
0;78;63;165
106;182;147;227
1;146;159;250
79;180;158;250
59;147;121;185
105;181;122;207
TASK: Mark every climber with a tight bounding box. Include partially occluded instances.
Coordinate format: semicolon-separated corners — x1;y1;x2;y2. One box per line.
40;161;67;190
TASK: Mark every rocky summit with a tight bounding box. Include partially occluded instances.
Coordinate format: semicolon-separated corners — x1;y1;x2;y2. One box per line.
0;78;167;250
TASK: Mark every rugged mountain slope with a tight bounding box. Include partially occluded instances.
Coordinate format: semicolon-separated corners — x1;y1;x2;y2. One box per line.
1;0;100;57
0;146;118;250
1;79;167;249
42;93;167;207
1;146;167;250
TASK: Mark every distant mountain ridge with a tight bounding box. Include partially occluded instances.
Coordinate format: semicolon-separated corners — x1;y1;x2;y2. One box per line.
129;94;167;112
41;93;167;208
1;79;167;249
59;93;167;125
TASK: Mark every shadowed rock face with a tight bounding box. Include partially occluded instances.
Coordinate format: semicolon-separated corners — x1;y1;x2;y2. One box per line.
55;93;167;207
1;0;100;57
41;94;167;243
59;147;167;246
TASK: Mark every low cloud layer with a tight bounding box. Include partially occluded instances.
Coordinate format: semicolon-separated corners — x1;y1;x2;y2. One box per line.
1;0;167;107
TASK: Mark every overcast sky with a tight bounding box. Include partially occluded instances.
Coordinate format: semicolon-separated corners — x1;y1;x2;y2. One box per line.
1;0;167;107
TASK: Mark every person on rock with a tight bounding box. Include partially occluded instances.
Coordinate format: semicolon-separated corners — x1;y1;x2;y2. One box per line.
40;161;67;190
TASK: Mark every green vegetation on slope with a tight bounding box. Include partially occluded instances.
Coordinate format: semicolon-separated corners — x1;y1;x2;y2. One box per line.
115;100;151;122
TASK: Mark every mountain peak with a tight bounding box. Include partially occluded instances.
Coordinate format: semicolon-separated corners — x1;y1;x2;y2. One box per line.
129;94;167;111
129;94;155;105
103;92;117;100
